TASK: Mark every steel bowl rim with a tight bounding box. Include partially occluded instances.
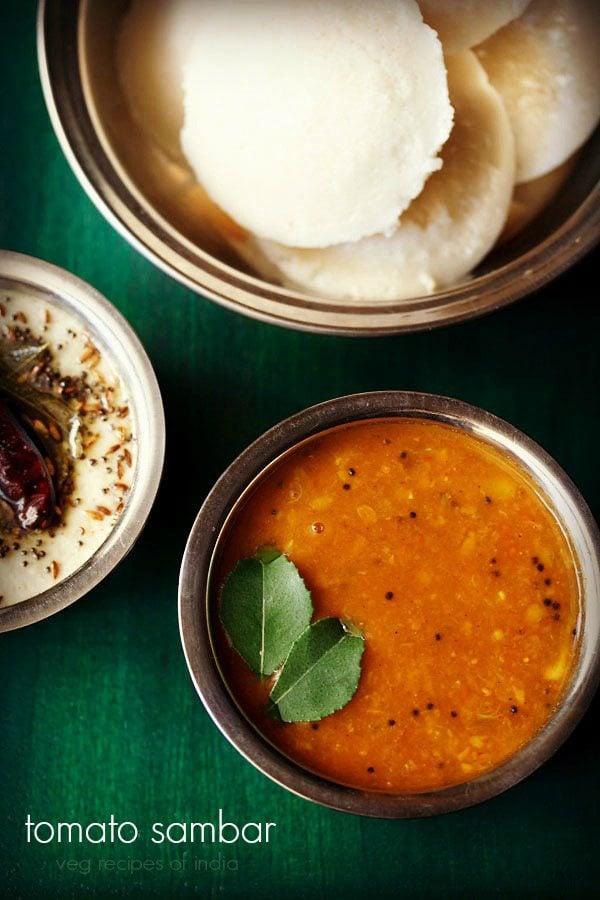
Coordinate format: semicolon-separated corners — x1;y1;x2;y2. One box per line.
178;390;600;818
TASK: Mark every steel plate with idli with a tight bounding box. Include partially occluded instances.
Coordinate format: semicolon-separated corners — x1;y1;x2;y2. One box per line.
39;0;600;333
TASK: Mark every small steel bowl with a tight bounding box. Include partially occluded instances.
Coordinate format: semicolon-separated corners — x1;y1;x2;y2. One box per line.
38;0;600;336
179;391;600;818
0;251;165;632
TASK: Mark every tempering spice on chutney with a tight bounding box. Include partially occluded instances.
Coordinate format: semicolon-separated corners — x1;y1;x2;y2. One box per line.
214;420;580;793
0;292;136;606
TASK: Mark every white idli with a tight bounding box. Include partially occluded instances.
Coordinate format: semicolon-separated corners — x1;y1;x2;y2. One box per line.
476;0;600;183
231;52;515;303
419;0;530;54
500;156;576;243
117;0;197;159
180;0;453;248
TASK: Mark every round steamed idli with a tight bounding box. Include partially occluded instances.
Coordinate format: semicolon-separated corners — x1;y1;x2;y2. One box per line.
475;0;600;183
419;0;531;54
500;156;576;243
230;52;515;303
117;0;197;159
180;0;453;249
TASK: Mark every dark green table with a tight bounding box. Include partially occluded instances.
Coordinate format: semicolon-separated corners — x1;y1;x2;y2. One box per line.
1;3;599;897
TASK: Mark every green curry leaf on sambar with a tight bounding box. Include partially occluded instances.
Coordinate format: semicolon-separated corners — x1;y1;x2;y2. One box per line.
219;550;365;721
219;550;312;676
268;618;365;723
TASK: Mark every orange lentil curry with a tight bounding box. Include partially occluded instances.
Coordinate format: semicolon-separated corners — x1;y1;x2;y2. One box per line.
213;420;579;793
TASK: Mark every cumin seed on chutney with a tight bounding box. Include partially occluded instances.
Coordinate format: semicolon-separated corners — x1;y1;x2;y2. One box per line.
214;420;580;793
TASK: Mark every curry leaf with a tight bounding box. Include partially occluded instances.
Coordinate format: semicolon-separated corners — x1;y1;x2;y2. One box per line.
220;551;312;676
0;336;82;462
268;618;365;722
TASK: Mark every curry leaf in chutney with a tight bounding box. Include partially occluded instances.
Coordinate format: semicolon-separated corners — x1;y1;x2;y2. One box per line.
220;551;312;676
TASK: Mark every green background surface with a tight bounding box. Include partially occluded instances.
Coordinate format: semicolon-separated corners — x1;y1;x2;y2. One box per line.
1;3;599;898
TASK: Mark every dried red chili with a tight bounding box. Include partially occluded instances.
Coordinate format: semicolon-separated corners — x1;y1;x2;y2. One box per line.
0;399;55;530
